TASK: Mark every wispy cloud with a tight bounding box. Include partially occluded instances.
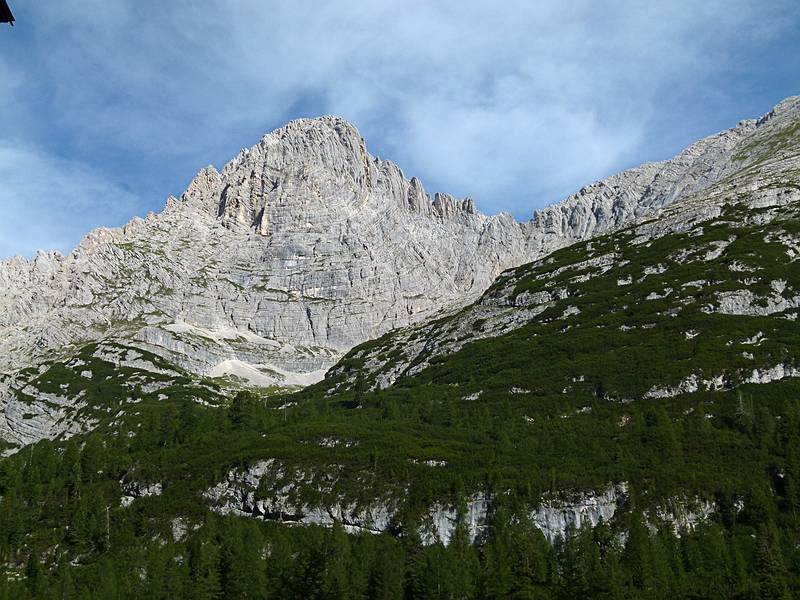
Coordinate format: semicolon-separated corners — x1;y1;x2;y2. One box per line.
0;144;141;258
0;0;798;256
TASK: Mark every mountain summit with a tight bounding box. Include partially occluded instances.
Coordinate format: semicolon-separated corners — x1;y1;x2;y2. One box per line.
0;98;799;447
1;96;800;598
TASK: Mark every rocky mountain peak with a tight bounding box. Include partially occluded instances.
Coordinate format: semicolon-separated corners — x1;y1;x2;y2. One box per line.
173;116;377;234
177;115;486;236
0;98;799;448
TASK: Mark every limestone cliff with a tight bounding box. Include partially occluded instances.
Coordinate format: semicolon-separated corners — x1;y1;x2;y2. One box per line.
1;98;798;392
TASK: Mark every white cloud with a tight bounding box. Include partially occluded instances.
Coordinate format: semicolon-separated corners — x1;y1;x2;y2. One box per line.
0;144;141;258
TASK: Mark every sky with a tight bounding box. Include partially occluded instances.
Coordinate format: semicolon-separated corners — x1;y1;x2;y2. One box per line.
1;1;799;259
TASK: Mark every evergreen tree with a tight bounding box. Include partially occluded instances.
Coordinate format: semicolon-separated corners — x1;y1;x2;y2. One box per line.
80;435;105;485
754;524;791;600
61;439;82;498
480;507;515;598
447;512;480;599
220;519;268;598
621;512;654;593
229;391;262;430
188;537;223;600
365;534;405;600
321;521;356;599
24;553;44;598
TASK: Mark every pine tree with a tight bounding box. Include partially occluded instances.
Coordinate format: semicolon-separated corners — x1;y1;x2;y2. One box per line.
447;512;479;599
621;512;654;593
61;439;82;498
24;553;44;598
365;534;405;600
480;507;515;598
229;391;262;430
80;435;105;485
754;524;791;600
189;537;223;600
219;519;268;598
559;525;591;599
322;521;358;599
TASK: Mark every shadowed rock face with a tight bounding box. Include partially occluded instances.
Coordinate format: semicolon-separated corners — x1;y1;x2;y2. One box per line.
1;98;798;393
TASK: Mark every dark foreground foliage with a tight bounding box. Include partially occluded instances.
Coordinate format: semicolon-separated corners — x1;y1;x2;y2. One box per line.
0;377;799;598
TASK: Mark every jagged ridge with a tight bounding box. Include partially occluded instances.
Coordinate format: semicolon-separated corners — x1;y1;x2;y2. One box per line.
0;97;798;447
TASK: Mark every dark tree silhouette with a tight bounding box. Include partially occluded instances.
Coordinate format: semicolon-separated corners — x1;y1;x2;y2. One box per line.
0;0;13;26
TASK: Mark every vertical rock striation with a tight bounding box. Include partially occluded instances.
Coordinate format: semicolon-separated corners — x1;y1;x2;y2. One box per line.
0;98;798;395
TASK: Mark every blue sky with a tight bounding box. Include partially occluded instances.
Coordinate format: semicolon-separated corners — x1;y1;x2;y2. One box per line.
1;1;799;259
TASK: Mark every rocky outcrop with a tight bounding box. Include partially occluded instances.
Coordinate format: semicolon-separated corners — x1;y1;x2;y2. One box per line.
120;480;163;508
204;459;399;536
531;484;628;542
648;497;718;537
202;461;717;546
1;98;800;447
203;459;631;545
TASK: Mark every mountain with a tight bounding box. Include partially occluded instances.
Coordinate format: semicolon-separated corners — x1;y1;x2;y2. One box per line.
326;100;800;394
0;97;799;598
1;99;799;449
203;101;800;542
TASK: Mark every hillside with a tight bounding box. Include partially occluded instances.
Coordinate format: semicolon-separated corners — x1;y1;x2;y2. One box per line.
2;100;800;451
0;98;799;598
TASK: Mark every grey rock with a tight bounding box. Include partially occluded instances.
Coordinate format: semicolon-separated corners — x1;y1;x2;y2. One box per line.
531;483;628;543
2;98;800;446
205;459;627;546
326;99;800;391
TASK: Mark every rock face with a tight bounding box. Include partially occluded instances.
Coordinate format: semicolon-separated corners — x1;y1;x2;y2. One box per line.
325;100;800;393
1;117;532;386
531;484;628;543
203;462;714;546
0;98;799;441
204;459;628;545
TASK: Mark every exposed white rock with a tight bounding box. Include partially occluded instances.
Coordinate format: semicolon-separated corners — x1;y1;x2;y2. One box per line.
205;459;397;535
644;375;699;399
645;287;673;300
728;261;758;273
317;437;358;448
768;231;800;261
204;460;633;546
704;375;726;391
643;263;668;276
561;306;581;319
682;280;707;289
648;497;717;536
704;237;735;261
744;363;800;384
422;493;491;545
121;481;163;508
712;288;800;316
408;459;447;468
530;483;628;543
171;518;191;542
741;332;766;346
